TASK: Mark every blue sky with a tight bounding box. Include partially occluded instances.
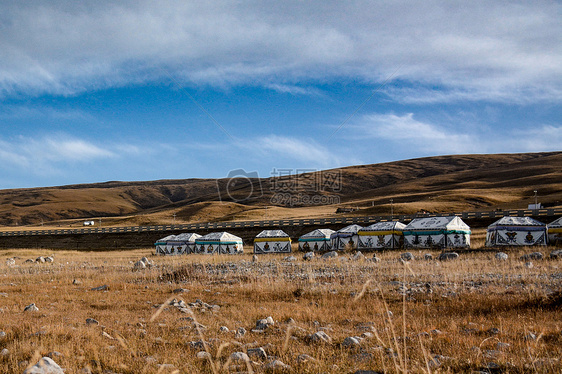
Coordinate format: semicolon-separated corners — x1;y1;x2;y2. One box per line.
0;1;561;189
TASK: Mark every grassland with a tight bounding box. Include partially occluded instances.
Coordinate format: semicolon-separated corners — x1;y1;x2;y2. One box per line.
1;242;561;373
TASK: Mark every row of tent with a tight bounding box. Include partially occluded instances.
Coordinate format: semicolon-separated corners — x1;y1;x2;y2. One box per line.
154;216;562;255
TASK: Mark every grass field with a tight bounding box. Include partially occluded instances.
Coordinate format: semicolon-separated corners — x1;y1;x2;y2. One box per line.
1;244;561;373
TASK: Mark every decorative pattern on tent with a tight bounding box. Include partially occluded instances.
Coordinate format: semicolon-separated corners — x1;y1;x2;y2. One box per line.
403;216;471;249
195;232;244;254
331;224;363;251
486;216;547;247
548;217;562;244
358;221;406;250
155;233;202;255
298;228;335;252
254;230;292;254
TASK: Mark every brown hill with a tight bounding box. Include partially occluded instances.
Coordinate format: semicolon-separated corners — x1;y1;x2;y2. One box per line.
0;152;561;228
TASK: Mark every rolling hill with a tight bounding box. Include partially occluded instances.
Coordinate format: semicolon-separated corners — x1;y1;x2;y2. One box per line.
0;152;561;228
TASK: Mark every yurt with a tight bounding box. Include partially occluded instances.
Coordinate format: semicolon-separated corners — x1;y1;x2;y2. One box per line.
486;216;547;247
358;221;406;250
298;228;335;252
195;232;244;254
173;233;202;254
254;230;292;254
548;217;562;244
331;224;363;251
403;216;471;249
154;234;177;255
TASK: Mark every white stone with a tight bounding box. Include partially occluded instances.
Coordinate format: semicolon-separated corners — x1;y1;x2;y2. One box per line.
283;256;297;262
196;351;212;360
342;336;362;348
303;251;314;261
6;258;15;266
230;352;249;362
310;330;332;344
322;251;338;259
495;252;508;261
133;260;146;270
23;357;64;374
24;303;39;312
45;257;54;263
1;348;8;356
264;360;291;371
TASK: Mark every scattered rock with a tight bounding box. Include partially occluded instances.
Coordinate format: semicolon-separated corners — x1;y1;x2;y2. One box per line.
321;251;338;259
24;303;39;312
219;326;229;333
283;256;297;262
252;255;259;262
424;253;433;260
90;285;109;291
0;331;6;339
45;256;54;263
520;252;544;261
247;347;267;360
495;252;508;261
297;353;318;363
196;351;212;360
400;252;415;261
525;262;533;269
72;279;82;285
342;336;362;348
309;331;332;344
438;252;459;261
172;288;189;294
23;357;64;374
230;352;250;362
236;327;246;338
303;252;314;261
6;258;15;266
35;257;45;263
430;329;442;335
133;260;146;270
47;351;63;359
1;348;8;356
525;332;537;341
264;359;291;371
370;255;380;263
352;252;365;261
86;318;99;326
550;249;562;259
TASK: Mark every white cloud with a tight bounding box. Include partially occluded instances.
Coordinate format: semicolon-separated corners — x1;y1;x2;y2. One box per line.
0;1;560;102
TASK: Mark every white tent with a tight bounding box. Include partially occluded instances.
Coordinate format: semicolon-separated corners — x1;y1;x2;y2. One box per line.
486;216;547;247
155;233;202;255
331;224;363;251
195;232;244;254
548;217;562;244
358;221;406;250
254;230;292;254
403;216;471;249
298;228;335;252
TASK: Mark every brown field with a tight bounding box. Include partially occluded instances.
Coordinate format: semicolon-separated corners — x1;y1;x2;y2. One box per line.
1;244;561;373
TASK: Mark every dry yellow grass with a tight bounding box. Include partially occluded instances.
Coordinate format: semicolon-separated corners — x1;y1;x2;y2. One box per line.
1;246;561;373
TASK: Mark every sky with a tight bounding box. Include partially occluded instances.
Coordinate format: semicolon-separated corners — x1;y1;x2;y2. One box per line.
0;1;561;189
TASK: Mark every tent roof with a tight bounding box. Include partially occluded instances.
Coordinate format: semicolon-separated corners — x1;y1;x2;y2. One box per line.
360;221;406;231
255;229;290;238
156;234;177;242
336;224;363;234
404;216;470;230
300;228;335;239
548;217;562;227
197;231;243;242
488;216;546;227
173;233;202;242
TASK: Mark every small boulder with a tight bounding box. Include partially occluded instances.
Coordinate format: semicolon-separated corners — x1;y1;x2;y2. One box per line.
303;251;314;261
438;252;459;261
400;252;415;261
424;253;433;260
133;260;146;270
252;254;259;262
342;336;362;348
370;255;380;263
321;251;338;259
247;347;267;360
23;357;64;374
309;331;332;344
495;252;508;261
196;351;212;360
264;360;291;371
35;257;45;263
90;285;109;291
550;249;562;259
24;303;39;312
230;352;250;362
86;318;99;326
352;252;365;261
283;256;297;262
45;257;54;263
520;252;544;261
6;258;15;266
